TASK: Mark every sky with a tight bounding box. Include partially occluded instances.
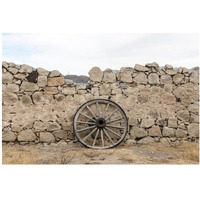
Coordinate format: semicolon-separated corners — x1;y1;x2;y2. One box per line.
2;33;199;75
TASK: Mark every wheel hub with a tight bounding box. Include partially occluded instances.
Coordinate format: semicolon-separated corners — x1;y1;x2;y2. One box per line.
96;118;106;129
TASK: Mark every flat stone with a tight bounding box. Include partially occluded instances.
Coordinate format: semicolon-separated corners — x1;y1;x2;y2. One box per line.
40;132;55;143
120;67;135;72
33;121;47;131
168;117;177;128
130;127;148;139
148;73;159;84
177;110;189;122
190;114;199;123
187;123;199;138
161;92;176;105
160;75;172;84
3;92;18;105
47;77;65;86
15;80;21;85
6;84;19;93
52;130;68;140
134;64;149;72
164;84;173;92
182;68;189;73
2;61;9;68
37;67;49;76
173;74;184;84
165;69;177;75
190;72;199;84
38;76;47;87
62;87;76;95
163;127;175;137
18;129;36;141
133;72;147;84
76;84;87;90
138;93;149;104
44;87;58;94
160;138;170;143
32;92;43;104
137;136;155;144
125;139;137;145
99;84;111;95
111;86;122;94
165;64;173;69
150;86;160;94
14;73;26;80
89;67;103;82
20;81;39;92
188;104;199;114
175;128;187;138
2;72;13;83
128;117;137;126
115;94;127;103
49;70;61;77
120;72;133;83
8;67;18;75
148;126;162;137
91;87;99;96
160;109;175;118
78;90;87;94
19;64;33;73
147;109;159;119
21;95;32;105
85;93;94;101
145;62;159;69
47;122;61;131
2;128;17;142
122;87;138;95
141;118;155;128
64;79;75;85
102;72;116;83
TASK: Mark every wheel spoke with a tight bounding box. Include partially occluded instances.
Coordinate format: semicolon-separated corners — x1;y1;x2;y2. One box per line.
83;128;97;141
106;125;125;129
103;129;115;145
74;99;128;149
105;127;121;137
92;129;100;147
106;117;124;124
77;125;96;133
103;103;109;118
105;108;118;121
77;121;96;125
96;102;100;117
100;129;104;147
80;113;96;122
86;105;97;119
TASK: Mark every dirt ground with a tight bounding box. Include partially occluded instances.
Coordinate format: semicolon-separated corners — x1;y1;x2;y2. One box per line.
2;141;199;164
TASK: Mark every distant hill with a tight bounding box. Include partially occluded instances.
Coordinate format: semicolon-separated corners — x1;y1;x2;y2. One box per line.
64;75;89;83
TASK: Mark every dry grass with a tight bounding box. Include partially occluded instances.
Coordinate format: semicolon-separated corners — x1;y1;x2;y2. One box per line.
2;142;199;164
176;143;199;163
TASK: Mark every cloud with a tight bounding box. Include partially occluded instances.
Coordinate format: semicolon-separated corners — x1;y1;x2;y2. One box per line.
2;33;199;75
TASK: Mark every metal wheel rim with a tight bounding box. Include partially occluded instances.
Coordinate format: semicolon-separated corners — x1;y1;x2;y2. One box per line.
73;99;128;149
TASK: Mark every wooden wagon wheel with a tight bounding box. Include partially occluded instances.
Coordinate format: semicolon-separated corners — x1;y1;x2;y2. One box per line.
73;99;128;149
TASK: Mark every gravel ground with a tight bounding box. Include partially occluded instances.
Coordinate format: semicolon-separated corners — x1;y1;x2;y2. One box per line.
2;141;199;164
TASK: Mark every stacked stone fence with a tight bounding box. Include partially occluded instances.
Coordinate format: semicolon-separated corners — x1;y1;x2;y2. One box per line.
2;61;199;145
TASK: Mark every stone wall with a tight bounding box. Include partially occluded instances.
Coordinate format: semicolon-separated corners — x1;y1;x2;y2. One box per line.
2;61;199;145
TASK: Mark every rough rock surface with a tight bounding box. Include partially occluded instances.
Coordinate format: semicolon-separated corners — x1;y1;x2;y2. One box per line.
18;130;36;142
2;61;199;145
89;67;103;82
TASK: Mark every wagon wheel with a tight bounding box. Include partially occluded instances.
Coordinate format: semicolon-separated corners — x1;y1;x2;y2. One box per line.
73;99;128;149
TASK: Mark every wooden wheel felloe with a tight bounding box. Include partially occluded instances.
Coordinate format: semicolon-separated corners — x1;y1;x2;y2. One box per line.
73;99;128;149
